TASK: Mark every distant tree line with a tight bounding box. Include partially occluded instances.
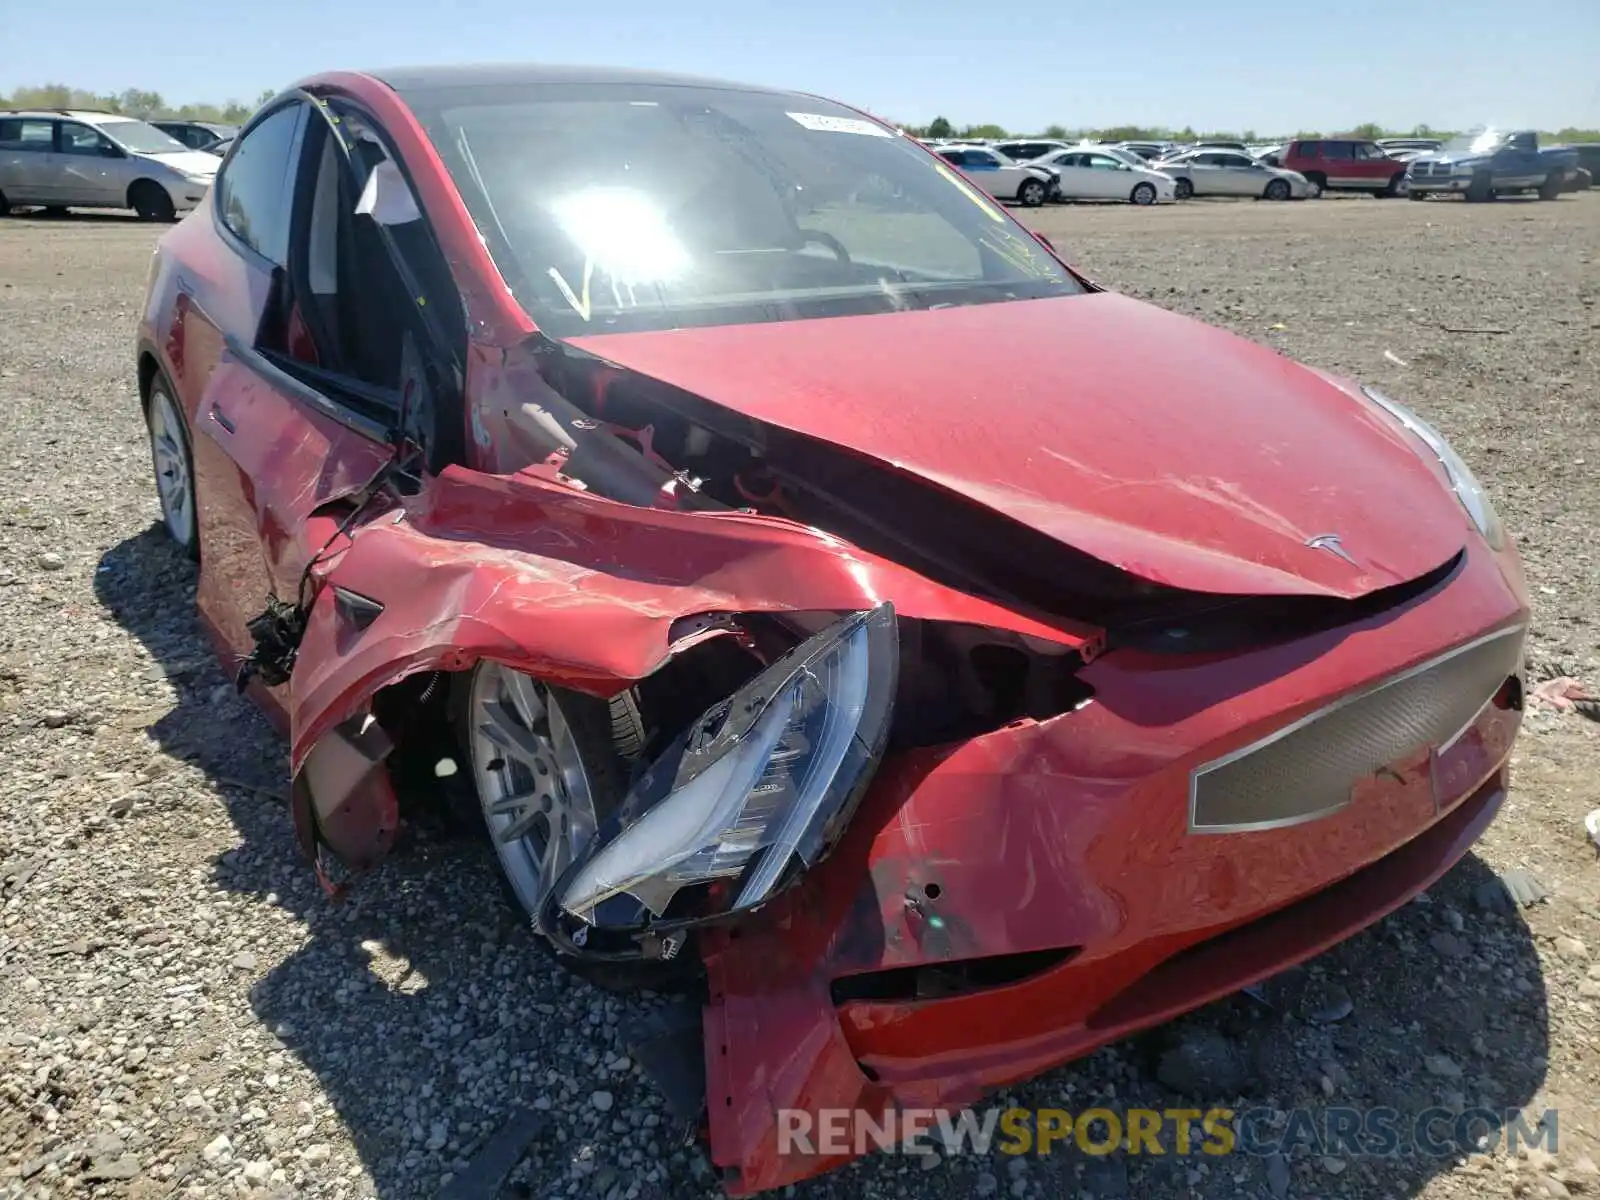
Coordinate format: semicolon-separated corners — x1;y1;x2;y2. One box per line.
5;84;1597;145
903;116;1600;143
0;82;276;125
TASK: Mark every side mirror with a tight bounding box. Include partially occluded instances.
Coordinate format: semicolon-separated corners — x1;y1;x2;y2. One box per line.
99;143;124;159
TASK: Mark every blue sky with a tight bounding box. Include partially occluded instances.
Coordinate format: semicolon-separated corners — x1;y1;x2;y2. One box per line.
3;0;1597;133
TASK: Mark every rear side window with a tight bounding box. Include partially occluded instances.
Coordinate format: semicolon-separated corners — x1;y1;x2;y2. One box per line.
216;103;307;266
1323;142;1354;159
0;118;52;150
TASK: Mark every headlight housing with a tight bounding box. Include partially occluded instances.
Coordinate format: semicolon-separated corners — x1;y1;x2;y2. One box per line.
558;603;898;928
1362;387;1505;549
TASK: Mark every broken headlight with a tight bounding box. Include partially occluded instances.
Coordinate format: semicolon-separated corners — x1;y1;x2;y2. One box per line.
1362;387;1505;550
559;603;898;926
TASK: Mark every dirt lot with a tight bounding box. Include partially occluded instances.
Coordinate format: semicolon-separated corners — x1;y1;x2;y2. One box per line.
1;194;1598;1200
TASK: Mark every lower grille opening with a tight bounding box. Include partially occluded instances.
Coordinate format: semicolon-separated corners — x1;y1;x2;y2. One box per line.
830;947;1080;1005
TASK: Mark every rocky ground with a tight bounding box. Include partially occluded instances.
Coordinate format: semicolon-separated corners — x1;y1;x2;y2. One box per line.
1;193;1597;1200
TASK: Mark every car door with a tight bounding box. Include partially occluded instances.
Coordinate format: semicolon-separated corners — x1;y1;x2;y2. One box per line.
1184;152;1228;194
1047;152;1092;198
1217;152;1269;194
54;121;127;206
191;96;459;687
1082;153;1133;198
963;149;1013;197
1351;141;1395;187
0;117;55;202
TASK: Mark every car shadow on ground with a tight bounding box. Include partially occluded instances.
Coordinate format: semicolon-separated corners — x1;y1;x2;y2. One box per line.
94;523;1553;1200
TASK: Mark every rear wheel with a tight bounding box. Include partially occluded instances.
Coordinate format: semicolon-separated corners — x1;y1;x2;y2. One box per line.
1304;172;1327;196
1130;181;1157;206
144;378;198;559
129;181;175;222
1174;177;1194;200
1017;178;1046;208
1264;178;1291;201
1384;172;1409;197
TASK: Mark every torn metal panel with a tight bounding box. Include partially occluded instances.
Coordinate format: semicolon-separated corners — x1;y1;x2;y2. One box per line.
287;463;1103;777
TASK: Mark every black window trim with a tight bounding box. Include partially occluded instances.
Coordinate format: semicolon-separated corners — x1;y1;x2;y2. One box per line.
212;98;311;273
225;332;396;446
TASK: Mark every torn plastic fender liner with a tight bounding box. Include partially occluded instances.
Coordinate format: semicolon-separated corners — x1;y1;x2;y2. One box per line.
285;464;1102;872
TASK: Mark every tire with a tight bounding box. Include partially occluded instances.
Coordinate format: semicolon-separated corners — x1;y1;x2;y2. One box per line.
1017;178;1046;208
0;191;10;217
454;664;687;992
144;377;199;559
1130;182;1157;206
1174;177;1193;200
1384;172;1409;197
1264;178;1291;201
1538;174;1562;201
1409;189;1428;200
1304;172;1327;196
1465;172;1494;203
129;181;176;222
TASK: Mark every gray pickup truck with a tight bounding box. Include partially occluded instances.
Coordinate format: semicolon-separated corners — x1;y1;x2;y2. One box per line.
1406;129;1578;201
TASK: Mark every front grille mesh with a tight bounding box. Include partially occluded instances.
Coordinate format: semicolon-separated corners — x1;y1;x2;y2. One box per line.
1189;626;1523;832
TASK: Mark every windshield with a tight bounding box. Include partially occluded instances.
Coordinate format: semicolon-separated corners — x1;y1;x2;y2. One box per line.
1442;130;1509;155
399;81;1081;338
98;119;190;155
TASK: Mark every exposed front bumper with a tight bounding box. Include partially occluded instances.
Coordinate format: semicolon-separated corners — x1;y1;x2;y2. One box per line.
1407;174;1474;193
701;540;1527;1194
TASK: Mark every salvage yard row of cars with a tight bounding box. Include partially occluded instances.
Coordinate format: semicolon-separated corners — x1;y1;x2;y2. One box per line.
120;62;1541;1195
929;130;1594;204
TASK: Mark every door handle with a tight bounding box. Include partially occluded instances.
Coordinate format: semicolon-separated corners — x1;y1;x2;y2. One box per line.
209;403;236;434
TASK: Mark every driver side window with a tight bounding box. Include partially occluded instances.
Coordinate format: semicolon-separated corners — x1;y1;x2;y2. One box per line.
58;123;113;156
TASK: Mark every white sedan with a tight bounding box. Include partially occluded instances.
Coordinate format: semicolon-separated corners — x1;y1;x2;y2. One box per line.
1035;148;1178;204
1156;149;1316;200
933;145;1054;207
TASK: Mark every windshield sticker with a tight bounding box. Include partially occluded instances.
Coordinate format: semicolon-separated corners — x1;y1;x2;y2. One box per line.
786;112;892;137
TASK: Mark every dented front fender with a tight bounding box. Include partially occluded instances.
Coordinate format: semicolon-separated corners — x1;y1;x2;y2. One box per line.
287;464;1101;872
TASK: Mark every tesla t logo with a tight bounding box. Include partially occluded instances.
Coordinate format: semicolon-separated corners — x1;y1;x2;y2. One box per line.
1306;533;1358;565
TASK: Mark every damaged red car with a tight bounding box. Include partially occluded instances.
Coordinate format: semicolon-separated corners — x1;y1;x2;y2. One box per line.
136;64;1529;1193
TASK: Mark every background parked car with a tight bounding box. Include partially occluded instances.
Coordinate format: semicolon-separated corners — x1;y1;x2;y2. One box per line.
1406;129;1576;201
934;145;1054;206
1157;149;1315;199
1267;138;1410;196
0;109;219;219
1035;148;1176;204
993;138;1073;161
1377;137;1445;161
1113;141;1175;160
151;120;238;153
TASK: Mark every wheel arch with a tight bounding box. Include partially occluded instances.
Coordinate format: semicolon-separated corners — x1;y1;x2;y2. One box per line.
125;177;176;210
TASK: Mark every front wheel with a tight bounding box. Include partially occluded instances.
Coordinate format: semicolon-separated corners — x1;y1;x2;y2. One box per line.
0;191;10;217
1264;178;1291;201
1174;177;1194;200
129;181;176;222
1538;174;1563;200
1017;178;1046;208
1465;172;1494;203
1130;182;1157;206
145;379;198;559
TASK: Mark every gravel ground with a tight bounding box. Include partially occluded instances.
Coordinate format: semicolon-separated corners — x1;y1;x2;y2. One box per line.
1;194;1598;1200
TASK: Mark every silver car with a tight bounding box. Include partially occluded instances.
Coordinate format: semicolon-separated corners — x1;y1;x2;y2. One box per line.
0;109;219;220
1157;149;1315;200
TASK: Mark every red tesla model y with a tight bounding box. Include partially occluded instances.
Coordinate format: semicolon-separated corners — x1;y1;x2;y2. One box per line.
136;64;1529;1193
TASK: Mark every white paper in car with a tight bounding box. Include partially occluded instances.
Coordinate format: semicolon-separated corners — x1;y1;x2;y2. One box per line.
785;112;892;137
355;159;422;226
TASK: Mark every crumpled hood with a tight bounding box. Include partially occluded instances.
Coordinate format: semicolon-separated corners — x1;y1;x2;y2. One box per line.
567;292;1470;600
